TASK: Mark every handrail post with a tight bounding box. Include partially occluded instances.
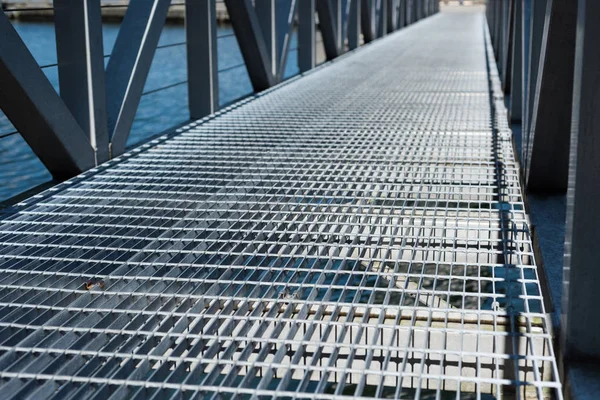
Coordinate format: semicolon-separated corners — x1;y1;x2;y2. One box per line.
348;0;361;50
186;0;219;119
298;0;316;73
54;0;109;164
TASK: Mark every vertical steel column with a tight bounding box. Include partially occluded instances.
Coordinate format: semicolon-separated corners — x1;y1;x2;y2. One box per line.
526;0;577;192
498;0;509;81
521;0;531;134
333;0;343;52
562;0;600;362
397;0;405;29
415;0;420;21
348;0;361;50
502;0;513;94
316;0;341;60
255;0;277;77
298;0;316;72
186;0;219;119
509;0;522;122
54;0;108;164
494;0;502;62
387;0;397;33
361;0;376;42
378;0;388;37
523;0;547;168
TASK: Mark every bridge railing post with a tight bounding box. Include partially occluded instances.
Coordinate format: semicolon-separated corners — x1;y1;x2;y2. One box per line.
54;0;109;164
508;0;522;122
186;0;219;119
298;0;316;72
348;0;361;50
525;0;577;192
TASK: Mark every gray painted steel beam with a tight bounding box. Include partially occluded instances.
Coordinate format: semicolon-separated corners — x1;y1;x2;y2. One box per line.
0;10;95;179
255;0;277;77
509;0;522;122
54;0;109;164
387;0;397;33
397;0;405;29
348;0;361;50
523;0;547;169
186;0;219;119
316;0;341;60
526;0;577;192
361;0;376;42
276;0;299;81
298;0;316;72
521;0;531;135
377;0;388;37
502;0;513;94
332;0;343;52
224;0;275;92
562;0;600;362
105;0;171;157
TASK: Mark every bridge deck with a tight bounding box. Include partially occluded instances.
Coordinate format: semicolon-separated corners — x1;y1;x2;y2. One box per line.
0;7;561;400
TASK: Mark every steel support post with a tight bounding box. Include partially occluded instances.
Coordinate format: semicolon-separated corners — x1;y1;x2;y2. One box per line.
412;0;418;23
521;0;531;133
509;0;522;122
105;0;170;157
414;0;420;21
361;0;376;43
332;0;343;52
224;0;275;92
397;0;405;29
387;0;397;33
488;0;495;50
502;0;513;94
298;0;316;72
255;0;277;77
316;0;341;60
186;0;219;119
526;0;577;192
562;0;600;362
0;10;95;179
523;0;547;168
377;0;388;37
348;0;361;50
498;0;509;81
494;0;501;62
54;0;109;164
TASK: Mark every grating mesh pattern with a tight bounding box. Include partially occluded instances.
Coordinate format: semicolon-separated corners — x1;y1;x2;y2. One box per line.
0;7;561;399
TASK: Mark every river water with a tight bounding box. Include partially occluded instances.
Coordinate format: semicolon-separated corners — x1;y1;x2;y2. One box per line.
0;21;300;201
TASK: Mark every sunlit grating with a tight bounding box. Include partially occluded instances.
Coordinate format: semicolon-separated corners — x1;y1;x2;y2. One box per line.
0;7;561;400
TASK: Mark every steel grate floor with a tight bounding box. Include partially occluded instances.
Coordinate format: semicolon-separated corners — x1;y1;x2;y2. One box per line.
0;6;561;400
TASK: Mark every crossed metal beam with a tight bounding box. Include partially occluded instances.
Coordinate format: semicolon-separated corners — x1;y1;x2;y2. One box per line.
0;0;437;181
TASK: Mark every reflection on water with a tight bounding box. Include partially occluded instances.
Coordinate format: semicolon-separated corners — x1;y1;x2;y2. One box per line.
0;21;299;201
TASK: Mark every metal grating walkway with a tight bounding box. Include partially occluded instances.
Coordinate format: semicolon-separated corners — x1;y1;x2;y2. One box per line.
0;7;561;400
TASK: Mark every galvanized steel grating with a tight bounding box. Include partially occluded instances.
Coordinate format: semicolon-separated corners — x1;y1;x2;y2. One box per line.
0;7;561;400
